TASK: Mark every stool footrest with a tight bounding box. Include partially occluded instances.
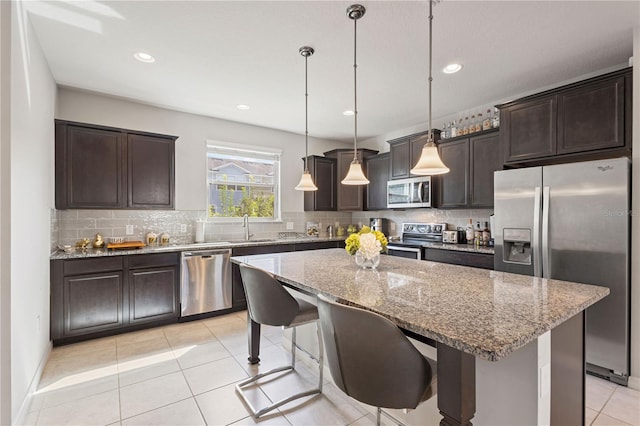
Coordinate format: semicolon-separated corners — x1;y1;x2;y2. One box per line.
236;366;321;417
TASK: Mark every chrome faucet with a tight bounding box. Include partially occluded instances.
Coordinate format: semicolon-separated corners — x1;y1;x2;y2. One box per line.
242;214;253;241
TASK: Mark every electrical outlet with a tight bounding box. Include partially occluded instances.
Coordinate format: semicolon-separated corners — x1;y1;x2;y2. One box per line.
390;222;396;231
286;222;294;230
126;225;134;235
180;223;187;233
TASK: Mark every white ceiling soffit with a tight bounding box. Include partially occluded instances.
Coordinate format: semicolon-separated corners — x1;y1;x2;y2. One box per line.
24;1;640;142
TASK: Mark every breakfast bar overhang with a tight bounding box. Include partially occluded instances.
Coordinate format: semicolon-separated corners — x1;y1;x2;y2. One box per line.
231;248;609;425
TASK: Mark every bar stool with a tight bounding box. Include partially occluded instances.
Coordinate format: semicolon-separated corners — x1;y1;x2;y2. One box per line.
316;294;435;426
236;264;323;417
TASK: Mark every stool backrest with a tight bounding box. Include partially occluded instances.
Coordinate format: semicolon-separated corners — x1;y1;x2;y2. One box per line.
239;264;299;327
317;295;432;409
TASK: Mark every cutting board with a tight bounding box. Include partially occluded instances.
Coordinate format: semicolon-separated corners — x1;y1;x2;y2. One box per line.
106;241;146;250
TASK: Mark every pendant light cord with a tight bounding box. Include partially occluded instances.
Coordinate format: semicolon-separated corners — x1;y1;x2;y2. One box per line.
427;0;433;145
353;15;358;162
304;52;309;172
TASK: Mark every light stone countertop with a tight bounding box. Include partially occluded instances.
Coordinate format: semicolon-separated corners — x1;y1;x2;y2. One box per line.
231;248;608;362
50;236;493;259
50;236;346;260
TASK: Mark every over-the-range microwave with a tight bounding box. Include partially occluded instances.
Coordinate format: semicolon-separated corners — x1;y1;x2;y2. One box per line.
387;176;432;208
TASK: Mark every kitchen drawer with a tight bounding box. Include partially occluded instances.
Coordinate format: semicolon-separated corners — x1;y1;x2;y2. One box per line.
128;252;179;269
63;256;123;276
423;248;494;270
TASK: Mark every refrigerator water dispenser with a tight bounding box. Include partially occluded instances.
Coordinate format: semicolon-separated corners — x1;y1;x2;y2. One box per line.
503;228;532;265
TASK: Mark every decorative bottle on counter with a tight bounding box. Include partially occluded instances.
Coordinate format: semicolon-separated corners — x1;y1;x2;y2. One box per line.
474;222;482;247
463;116;469;135
482;222;491;246
450;120;457;138
466;219;474;245
475;113;483;133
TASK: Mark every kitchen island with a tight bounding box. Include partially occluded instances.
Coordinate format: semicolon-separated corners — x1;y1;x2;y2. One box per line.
231;248;609;425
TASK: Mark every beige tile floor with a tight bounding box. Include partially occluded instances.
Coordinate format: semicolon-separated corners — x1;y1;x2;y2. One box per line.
23;311;640;426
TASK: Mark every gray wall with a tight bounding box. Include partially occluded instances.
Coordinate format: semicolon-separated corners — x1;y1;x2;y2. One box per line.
9;2;57;422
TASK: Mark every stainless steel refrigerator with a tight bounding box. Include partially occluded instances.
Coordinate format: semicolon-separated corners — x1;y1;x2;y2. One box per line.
494;157;630;385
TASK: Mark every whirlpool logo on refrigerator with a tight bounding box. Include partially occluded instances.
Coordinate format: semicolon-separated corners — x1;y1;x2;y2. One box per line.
597;165;614;172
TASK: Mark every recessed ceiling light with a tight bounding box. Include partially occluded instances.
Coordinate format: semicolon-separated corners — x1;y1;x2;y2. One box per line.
133;52;155;63
236;104;251;110
342;110;354;116
442;63;462;74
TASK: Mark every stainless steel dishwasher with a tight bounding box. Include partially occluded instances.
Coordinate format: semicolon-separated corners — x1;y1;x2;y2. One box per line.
181;249;232;317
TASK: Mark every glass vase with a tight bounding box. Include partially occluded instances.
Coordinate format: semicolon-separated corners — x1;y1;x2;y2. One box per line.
355;250;380;269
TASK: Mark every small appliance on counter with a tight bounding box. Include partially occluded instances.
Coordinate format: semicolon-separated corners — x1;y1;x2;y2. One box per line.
442;229;467;244
442;230;457;243
369;218;389;236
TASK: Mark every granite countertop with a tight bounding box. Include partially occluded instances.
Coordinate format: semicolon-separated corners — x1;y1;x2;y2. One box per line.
50;236;346;260
231;248;609;362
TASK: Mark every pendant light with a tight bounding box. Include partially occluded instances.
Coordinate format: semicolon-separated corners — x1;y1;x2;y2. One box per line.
411;0;450;176
295;46;318;191
341;4;369;186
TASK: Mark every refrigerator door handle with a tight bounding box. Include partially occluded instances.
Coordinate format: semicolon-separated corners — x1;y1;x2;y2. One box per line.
541;186;550;278
532;186;542;277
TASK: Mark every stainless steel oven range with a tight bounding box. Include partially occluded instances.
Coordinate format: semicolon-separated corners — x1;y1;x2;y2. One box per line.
386;222;446;260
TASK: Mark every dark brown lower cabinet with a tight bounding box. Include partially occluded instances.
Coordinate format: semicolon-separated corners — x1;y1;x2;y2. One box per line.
64;271;124;336
51;253;179;345
129;266;179;325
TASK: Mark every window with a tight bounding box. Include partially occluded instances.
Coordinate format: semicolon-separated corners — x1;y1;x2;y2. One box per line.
207;143;281;220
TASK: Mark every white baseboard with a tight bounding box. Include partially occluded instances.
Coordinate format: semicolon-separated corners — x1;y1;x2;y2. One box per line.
628;375;640;391
13;341;52;425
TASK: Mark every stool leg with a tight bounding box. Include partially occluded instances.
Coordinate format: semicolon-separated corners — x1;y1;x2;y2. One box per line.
291;327;297;369
377;407;382;426
317;321;324;392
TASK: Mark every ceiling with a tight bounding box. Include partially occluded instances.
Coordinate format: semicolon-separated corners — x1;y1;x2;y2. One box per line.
24;1;639;143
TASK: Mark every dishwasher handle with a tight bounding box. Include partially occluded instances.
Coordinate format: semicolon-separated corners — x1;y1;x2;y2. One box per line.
182;249;232;258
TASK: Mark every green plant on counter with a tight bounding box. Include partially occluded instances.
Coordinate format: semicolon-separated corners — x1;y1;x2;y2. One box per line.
345;225;388;255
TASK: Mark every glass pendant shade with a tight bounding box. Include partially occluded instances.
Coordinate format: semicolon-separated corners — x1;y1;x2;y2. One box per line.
411;142;450;175
295;171;318;191
341;160;369;185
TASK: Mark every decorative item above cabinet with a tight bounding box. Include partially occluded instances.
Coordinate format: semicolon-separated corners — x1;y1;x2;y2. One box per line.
55;120;177;210
499;67;631;166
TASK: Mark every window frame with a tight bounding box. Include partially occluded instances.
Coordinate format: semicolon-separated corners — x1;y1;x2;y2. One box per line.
205;140;282;222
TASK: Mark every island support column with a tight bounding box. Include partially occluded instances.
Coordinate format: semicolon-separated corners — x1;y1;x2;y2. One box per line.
437;343;476;426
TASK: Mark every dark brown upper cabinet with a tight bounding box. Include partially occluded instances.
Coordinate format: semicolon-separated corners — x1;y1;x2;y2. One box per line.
128;134;175;209
388;130;440;180
438;130;501;209
324;148;378;211
303;155;337;211
500;67;631;166
365;152;390;211
55;120;177;209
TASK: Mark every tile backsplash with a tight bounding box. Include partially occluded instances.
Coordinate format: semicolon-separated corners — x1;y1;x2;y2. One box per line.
51;209;352;251
352;209;494;237
51;208;493;251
